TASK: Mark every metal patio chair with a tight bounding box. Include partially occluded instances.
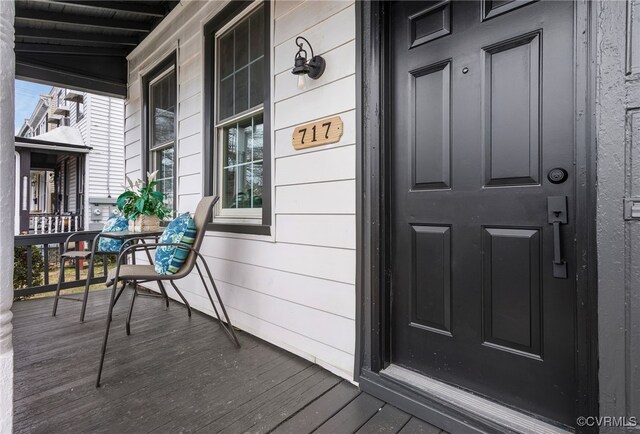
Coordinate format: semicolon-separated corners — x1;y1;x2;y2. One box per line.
96;195;240;387
52;229;167;322
52;232;130;322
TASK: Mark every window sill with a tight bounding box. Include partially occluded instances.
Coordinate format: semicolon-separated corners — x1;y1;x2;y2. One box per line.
206;222;271;236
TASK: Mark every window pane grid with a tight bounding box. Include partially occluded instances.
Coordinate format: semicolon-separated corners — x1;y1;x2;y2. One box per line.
221;114;263;209
147;63;176;212
151;144;174;211
216;5;265;124
223;159;263;171
150;71;176;151
219;56;264;83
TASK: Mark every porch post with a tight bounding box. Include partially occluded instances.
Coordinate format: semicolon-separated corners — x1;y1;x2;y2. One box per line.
0;0;15;431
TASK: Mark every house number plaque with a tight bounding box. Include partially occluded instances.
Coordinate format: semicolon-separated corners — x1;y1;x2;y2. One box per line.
292;116;343;150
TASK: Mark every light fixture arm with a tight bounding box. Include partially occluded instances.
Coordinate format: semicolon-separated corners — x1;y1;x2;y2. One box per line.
291;36;326;80
295;36;315;58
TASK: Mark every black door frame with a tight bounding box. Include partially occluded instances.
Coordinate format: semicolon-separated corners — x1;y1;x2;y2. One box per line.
354;0;599;431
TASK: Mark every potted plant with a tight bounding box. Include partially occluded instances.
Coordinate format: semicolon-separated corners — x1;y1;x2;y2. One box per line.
117;171;171;232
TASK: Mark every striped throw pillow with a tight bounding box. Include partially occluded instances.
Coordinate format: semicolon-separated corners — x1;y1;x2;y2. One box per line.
154;213;197;275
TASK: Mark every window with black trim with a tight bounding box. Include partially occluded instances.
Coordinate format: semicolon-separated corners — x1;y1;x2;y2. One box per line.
142;53;177;212
76;98;84;122
204;1;271;235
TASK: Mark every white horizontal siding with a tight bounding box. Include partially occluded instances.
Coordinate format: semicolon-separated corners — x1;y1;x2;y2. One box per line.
276;180;356;214
179;93;200;121
274;0;303;19
276;214;355;249
273;0;351;46
274;4;355;74
66;156;77;213
275;144;355;186
178;132;202;158
199;235;355;285
178;173;202;195
274;75;356;130
125;0;356;380
87;95;125;201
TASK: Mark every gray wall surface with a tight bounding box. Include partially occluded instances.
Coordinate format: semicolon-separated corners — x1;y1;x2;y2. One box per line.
597;0;640;431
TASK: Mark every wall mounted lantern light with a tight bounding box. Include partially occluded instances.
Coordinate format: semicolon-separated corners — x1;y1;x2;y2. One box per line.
291;36;326;90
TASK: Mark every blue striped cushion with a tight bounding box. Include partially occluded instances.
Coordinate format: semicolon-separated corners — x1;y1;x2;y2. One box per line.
154;213;197;275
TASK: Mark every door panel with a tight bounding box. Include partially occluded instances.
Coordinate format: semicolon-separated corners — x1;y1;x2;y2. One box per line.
411;61;451;189
389;0;576;427
409;2;452;48
410;224;452;334
481;227;541;356
483;32;540;186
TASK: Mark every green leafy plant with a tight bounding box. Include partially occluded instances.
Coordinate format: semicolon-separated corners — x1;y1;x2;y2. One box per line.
117;171;171;220
14;245;44;289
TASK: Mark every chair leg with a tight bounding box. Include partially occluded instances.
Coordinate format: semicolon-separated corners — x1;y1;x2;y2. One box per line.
169;280;191;317
96;278;119;387
79;254;96;322
196;262;240;348
158;282;170;309
113;280;127;306
195;264;223;320
126;286;137;336
52;257;66;317
139;241;170;308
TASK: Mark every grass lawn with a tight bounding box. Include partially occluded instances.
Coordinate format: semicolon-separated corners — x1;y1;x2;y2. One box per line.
15;262;118;301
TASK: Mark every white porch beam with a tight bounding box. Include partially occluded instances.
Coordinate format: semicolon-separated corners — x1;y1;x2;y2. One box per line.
0;0;15;432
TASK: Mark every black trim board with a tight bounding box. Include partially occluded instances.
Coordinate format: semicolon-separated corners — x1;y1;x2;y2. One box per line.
356;0;390;379
574;0;600;424
203;0;272;236
16;61;126;97
141;51;177;212
355;1;599;432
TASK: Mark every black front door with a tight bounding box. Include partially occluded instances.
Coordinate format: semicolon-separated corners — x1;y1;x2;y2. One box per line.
389;0;577;427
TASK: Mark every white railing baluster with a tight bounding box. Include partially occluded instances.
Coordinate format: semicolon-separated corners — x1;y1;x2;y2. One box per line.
47;216;52;234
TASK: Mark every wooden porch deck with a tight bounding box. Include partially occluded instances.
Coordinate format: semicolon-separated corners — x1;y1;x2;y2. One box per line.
13;289;444;434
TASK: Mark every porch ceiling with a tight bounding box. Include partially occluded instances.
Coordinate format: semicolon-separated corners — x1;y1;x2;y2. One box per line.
13;0;180;97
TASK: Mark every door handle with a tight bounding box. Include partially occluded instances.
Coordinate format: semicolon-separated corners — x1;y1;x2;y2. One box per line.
547;196;568;279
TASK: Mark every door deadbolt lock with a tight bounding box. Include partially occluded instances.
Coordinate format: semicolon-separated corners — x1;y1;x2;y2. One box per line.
548;168;568;184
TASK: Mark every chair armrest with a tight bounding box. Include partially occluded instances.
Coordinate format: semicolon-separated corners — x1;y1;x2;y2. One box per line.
63;231;101;253
116;242;199;265
110;242;202;284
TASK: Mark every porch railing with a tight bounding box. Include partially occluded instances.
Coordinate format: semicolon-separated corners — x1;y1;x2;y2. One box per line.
29;213;84;234
14;230;110;298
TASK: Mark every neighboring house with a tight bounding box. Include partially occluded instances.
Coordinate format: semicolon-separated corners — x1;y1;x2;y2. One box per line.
14;87;125;234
